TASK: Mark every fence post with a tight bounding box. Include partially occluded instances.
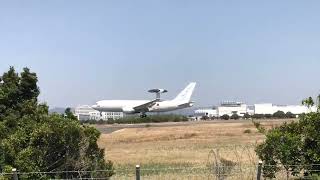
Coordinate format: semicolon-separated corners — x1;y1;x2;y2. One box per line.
12;168;18;180
136;165;140;180
257;161;262;180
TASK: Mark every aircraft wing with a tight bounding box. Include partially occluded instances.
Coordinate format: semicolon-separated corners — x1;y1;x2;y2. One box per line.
133;99;160;112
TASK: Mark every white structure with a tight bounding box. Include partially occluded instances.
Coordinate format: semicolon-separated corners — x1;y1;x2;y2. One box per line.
74;105;123;121
194;108;218;119
217;101;248;117
194;101;314;119
101;112;123;120
247;106;255;115
254;103;316;115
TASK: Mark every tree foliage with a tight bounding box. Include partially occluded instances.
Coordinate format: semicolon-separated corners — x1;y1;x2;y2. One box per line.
252;114;264;119
0;67;113;179
230;113;239;120
64;107;78;120
273;111;286;119
243;113;251;119
302;97;315;109
220;114;230;120
285;111;296;118
256;96;320;179
88;114;189;124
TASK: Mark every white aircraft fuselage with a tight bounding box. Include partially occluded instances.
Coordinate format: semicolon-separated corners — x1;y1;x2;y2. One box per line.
92;82;196;115
92;100;194;114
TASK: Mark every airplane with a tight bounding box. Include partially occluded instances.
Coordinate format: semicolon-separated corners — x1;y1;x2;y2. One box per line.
92;82;196;117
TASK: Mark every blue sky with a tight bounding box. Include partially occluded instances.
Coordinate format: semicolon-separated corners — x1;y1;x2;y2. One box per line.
0;0;319;107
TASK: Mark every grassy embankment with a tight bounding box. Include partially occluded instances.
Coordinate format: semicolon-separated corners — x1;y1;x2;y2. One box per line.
98;119;296;179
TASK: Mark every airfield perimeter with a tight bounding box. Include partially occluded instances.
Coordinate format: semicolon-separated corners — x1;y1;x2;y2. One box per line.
96;119;296;171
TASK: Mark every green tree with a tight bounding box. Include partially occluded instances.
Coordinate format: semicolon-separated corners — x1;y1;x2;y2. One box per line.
264;114;273;119
256;95;320;179
0;67;114;179
64;107;77;120
220;114;230;120
302;97;314;109
285;112;296;119
252;114;264;119
273;111;286;119
243;113;251;119
230;113;239;120
317;94;320;111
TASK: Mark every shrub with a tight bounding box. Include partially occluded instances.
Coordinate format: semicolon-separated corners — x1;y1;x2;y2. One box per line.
252;114;265;119
107;118;115;124
243;129;252;134
243;113;251;119
116;114;188;124
285;112;296;118
273;111;286;119
256;96;320;179
220;114;230;120
230;113;240;120
201;115;209;120
264;114;273;119
0;67;114;179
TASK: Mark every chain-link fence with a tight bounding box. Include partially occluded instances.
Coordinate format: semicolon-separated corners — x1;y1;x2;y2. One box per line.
2;164;320;180
1;145;320;180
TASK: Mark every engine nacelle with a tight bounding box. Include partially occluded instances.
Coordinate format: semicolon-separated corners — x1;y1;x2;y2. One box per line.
122;107;135;114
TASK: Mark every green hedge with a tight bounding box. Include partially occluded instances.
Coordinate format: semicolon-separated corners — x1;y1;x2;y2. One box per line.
81;114;189;124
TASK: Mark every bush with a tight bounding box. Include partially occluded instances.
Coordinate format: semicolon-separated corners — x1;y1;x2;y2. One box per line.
80;115;189;125
0;67;114;179
273;111;286;119
243;113;251;119
252;114;265;119
220;114;230;120
230;113;240;120
243;129;252;134
201;115;209;120
286;112;296;118
106;118;115;124
264;114;273;119
256;96;320;179
97;119;105;124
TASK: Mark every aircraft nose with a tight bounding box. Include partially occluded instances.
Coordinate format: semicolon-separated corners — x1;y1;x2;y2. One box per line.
92;104;99;109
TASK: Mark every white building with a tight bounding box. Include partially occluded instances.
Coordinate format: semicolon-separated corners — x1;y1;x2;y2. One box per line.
194;108;218;119
101;112;123;120
194;101;314;119
254;103;316;115
74;105;123;121
217;101;248;117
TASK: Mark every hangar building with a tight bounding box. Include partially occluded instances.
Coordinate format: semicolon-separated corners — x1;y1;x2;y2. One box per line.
194;101;316;118
254;103;316;115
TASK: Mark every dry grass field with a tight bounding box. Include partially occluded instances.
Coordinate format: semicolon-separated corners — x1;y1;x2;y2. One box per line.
97;119;296;179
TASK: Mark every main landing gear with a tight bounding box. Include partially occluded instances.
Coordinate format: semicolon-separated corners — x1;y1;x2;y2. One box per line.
140;113;147;118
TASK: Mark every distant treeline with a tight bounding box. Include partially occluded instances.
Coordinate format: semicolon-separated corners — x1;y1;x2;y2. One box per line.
212;111;298;120
81;111;298;125
81;114;189;124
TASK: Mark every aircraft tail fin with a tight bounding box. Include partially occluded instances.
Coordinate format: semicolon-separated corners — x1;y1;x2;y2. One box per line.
173;82;196;102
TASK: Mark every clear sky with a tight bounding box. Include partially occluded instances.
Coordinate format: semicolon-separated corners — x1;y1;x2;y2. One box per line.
0;0;319;108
